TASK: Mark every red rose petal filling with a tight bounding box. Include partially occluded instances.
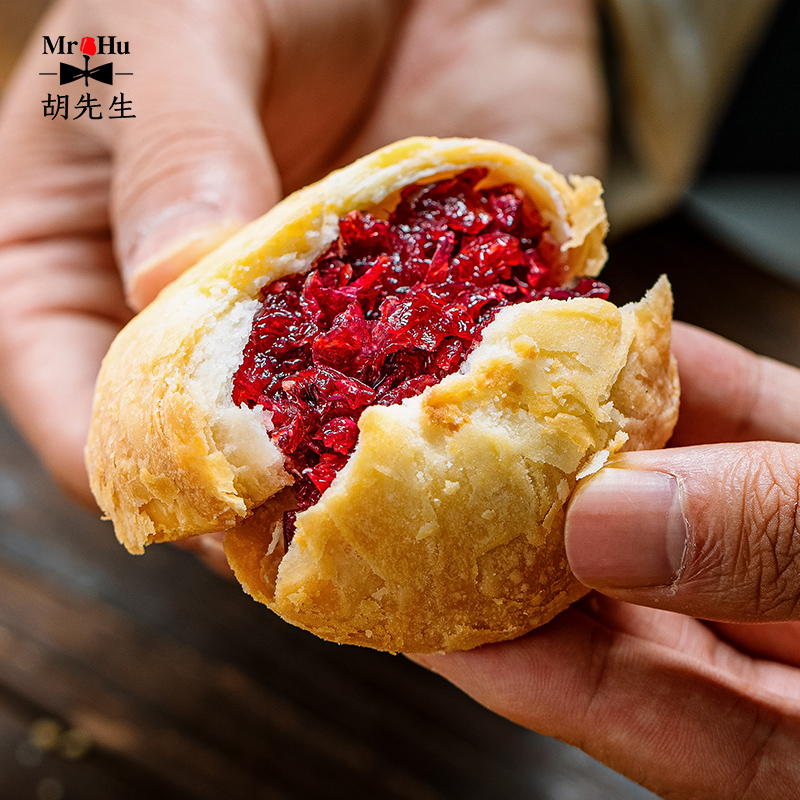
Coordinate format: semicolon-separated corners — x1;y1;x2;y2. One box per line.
231;169;609;544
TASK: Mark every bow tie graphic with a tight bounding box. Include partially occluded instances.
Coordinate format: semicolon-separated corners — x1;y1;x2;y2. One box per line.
59;55;113;86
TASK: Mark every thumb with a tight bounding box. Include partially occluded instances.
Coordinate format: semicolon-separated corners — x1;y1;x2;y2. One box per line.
107;4;279;311
565;442;800;623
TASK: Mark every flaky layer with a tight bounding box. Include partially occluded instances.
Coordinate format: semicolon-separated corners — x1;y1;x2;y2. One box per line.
87;137;610;554
224;278;679;653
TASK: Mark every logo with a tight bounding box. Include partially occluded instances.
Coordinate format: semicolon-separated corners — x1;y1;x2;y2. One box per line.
39;36;135;120
60;55;114;87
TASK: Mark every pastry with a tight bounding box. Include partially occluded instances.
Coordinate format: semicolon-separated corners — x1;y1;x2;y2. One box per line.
87;137;679;652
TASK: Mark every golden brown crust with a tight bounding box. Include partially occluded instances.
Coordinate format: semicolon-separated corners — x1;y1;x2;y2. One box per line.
225;278;678;652
87;136;678;651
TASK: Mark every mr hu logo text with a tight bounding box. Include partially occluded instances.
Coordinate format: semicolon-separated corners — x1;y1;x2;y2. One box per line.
39;36;135;120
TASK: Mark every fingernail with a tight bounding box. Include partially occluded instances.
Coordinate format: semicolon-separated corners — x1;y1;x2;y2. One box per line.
565;469;688;589
125;205;241;310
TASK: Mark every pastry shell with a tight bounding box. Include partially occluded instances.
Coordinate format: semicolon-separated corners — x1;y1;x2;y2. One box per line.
86;137;679;652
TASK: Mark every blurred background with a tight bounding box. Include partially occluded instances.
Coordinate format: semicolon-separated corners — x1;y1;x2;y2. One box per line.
0;2;797;799
685;0;800;287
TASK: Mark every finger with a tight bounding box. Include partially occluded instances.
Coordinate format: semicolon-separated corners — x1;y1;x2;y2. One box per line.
565;442;800;623
174;533;234;580
670;322;800;445
341;0;608;178
587;594;800;671
712;621;800;669
0;237;127;508
101;0;280;310
0;29;125;506
411;607;800;798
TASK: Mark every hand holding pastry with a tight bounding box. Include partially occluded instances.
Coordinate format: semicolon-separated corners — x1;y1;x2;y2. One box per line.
3;0;800;794
413;323;800;797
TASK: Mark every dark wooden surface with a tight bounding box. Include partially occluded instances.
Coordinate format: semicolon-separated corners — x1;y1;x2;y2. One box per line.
1;212;800;800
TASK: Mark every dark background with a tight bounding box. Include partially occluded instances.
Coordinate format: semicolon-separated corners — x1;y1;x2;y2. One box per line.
701;0;800;175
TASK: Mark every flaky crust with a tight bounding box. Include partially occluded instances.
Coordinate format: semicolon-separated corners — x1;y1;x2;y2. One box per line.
224;278;678;652
87;137;679;652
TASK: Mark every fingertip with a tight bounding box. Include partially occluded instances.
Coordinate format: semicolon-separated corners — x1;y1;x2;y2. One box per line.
125;216;242;310
568;443;800;624
174;532;236;580
111;106;281;311
404;651;456;671
565;467;687;591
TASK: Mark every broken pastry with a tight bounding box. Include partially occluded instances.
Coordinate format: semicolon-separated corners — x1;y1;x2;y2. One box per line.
87;137;679;652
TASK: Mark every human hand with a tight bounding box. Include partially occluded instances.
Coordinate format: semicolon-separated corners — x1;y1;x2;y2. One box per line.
0;0;605;513
412;322;800;798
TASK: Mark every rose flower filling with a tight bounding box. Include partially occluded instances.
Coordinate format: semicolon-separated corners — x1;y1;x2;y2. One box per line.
231;169;609;542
